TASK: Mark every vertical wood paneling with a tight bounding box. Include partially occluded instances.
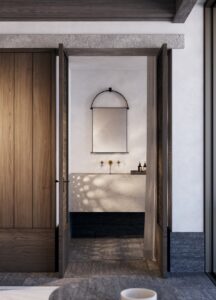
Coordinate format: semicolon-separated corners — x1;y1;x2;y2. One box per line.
33;53;52;228
0;53;14;228
14;53;33;228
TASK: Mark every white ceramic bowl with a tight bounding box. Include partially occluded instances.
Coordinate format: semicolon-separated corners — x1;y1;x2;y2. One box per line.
120;288;157;300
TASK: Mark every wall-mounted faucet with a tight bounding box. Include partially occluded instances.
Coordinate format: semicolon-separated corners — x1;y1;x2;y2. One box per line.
100;159;121;174
99;160;121;174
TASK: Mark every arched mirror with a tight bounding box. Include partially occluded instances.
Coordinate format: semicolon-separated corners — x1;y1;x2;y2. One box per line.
91;87;129;153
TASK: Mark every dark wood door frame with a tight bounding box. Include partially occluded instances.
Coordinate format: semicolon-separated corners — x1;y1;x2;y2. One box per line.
66;46;172;277
205;0;216;278
58;44;70;277
156;44;170;277
66;48;160;57
0;48;57;53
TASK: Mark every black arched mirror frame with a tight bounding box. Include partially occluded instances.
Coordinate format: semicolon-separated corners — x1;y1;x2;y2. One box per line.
91;87;129;154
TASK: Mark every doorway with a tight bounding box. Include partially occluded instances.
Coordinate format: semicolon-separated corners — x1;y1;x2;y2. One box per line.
57;45;171;278
67;55;149;277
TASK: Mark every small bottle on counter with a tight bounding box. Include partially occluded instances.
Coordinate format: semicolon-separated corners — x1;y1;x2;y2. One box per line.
143;163;147;173
138;162;142;172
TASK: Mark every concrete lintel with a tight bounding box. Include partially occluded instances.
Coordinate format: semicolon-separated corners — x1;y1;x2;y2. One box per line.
0;34;184;49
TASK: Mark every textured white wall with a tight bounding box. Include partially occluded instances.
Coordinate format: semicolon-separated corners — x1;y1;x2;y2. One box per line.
171;5;204;232
0;1;204;232
69;57;147;174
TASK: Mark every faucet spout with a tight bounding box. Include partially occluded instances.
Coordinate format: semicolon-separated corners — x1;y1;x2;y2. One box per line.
108;160;113;174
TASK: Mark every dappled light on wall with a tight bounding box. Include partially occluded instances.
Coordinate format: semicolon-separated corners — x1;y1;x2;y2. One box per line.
69;173;145;213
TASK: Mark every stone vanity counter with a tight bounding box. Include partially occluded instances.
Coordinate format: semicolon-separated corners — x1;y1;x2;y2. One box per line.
69;173;146;213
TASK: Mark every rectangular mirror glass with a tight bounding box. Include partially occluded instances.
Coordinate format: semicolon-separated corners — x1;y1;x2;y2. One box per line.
92;108;128;153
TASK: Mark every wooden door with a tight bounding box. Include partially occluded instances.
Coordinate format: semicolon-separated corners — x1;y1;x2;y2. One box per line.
58;44;69;276
0;51;56;272
156;44;169;277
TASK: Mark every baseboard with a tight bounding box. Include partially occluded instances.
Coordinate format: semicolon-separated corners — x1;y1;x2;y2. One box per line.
169;232;204;272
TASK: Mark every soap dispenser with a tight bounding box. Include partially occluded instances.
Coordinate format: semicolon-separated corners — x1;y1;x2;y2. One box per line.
143;163;147;173
138;162;142;172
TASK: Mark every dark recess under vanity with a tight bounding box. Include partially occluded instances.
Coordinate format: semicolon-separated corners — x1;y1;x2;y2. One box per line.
70;212;145;238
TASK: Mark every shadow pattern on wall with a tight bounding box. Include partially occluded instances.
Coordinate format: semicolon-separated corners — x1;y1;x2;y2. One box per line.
69;173;146;213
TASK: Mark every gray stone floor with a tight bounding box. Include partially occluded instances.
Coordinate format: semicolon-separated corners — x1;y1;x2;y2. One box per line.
65;238;155;278
1;272;216;300
49;274;216;300
69;238;145;261
0;238;158;285
0;238;216;300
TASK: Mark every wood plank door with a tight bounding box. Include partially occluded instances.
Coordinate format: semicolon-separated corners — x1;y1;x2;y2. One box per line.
156;44;169;277
58;44;69;277
0;51;56;272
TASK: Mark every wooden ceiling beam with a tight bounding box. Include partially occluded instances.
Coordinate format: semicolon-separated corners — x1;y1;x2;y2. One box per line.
0;0;197;23
173;0;197;23
205;0;216;8
0;0;175;21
